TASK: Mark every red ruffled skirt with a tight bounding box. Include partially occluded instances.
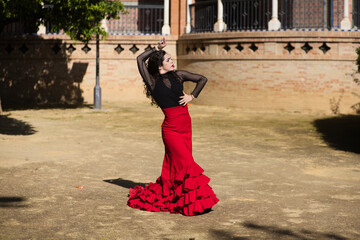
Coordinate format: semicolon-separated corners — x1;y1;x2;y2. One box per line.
127;105;219;216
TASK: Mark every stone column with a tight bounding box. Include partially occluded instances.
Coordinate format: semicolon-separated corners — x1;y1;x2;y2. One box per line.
340;0;351;30
38;3;53;34
268;0;281;30
185;0;192;33
162;0;171;35
37;24;46;34
101;18;108;32
214;0;226;32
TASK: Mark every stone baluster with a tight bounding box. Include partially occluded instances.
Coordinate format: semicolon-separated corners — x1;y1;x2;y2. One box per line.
340;0;351;30
185;0;192;33
162;0;171;35
101;19;108;33
268;0;281;30
214;0;226;32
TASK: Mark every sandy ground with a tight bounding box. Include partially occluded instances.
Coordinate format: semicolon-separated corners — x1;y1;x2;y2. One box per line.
0;102;359;240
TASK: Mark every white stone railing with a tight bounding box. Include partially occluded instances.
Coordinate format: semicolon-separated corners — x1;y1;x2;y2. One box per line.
187;0;355;32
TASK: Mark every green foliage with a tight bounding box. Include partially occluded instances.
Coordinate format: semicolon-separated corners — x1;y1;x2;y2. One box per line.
44;0;125;42
0;0;125;42
356;46;360;73
0;0;43;31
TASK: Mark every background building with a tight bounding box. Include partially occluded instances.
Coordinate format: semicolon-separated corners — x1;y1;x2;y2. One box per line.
1;0;360;114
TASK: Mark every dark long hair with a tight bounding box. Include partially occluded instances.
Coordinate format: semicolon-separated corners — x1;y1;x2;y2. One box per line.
144;50;181;106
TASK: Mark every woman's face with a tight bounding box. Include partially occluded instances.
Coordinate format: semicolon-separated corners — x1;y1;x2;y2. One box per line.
159;53;175;74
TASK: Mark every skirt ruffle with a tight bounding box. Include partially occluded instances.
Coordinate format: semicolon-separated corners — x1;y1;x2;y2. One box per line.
127;163;219;216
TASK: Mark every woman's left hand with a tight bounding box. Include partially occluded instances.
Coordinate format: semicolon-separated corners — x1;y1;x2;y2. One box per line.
179;91;194;106
157;37;166;50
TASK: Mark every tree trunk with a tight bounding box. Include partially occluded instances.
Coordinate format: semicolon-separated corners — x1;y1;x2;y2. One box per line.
0;96;2;114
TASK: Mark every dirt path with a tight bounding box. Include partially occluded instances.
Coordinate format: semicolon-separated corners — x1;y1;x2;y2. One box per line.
0;103;359;240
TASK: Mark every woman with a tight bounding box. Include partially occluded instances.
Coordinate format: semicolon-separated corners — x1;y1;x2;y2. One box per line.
127;37;219;216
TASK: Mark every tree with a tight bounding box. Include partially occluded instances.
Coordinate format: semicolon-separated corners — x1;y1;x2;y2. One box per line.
0;0;125;42
350;46;360;114
353;47;360;87
0;0;125;113
356;47;360;74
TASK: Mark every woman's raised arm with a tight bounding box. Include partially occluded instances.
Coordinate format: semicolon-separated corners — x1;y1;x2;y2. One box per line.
137;48;157;91
137;38;167;91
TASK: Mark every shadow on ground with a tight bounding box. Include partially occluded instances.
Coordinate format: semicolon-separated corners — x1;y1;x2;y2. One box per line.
313;115;360;154
242;221;348;240
0;196;28;208
103;178;147;189
2;103;93;111
0;114;36;135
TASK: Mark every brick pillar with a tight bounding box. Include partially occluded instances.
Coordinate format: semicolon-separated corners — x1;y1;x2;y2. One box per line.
170;0;185;36
178;0;187;35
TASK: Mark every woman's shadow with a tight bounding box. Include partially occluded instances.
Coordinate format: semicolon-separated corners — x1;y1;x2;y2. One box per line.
103;178;147;189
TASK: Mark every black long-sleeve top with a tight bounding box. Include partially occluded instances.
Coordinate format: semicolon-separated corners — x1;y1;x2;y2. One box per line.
137;48;208;109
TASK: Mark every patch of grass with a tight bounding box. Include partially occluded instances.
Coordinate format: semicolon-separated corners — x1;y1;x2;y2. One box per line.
73;115;84;120
43;117;63;121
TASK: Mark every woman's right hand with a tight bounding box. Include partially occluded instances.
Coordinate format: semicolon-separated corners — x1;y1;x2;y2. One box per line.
157;37;167;50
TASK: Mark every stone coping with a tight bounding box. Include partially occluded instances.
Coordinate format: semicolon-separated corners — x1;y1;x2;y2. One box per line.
0;33;178;42
2;29;360;42
179;30;360;42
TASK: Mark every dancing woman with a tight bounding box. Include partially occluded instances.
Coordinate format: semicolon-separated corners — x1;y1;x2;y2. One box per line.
127;38;219;216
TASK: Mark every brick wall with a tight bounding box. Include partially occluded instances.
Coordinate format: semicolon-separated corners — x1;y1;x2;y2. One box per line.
1;31;360;114
178;31;360;114
0;34;178;108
